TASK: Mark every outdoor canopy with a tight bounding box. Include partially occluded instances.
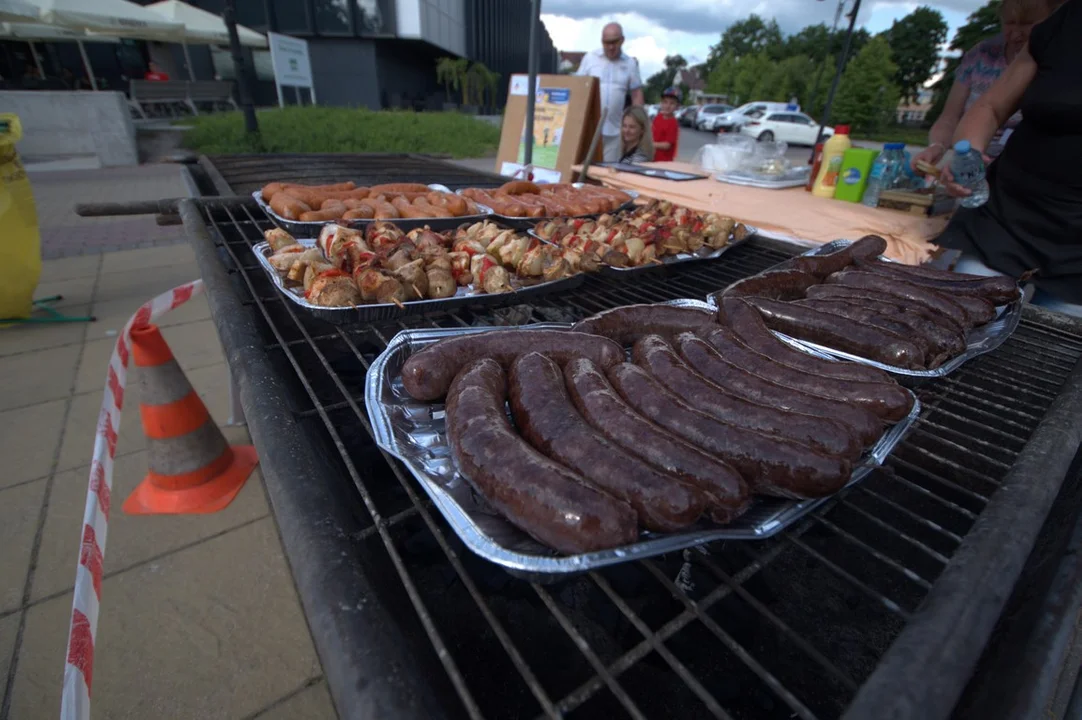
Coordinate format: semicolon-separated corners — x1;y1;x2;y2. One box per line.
145;0;268;48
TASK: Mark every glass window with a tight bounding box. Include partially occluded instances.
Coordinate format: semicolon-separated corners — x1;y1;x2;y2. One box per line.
273;0;310;33
315;0;352;34
355;0;387;33
237;2;268;30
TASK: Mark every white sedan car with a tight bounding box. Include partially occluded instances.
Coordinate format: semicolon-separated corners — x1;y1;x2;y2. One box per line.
739;111;834;146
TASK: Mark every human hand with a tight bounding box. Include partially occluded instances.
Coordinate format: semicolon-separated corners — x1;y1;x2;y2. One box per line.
939;151;993;198
911;143;946;173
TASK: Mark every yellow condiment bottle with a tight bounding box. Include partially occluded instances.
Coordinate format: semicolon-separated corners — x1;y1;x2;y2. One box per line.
812;124;852;198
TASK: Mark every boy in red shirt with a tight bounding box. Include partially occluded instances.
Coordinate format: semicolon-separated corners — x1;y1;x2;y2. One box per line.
652;87;680;162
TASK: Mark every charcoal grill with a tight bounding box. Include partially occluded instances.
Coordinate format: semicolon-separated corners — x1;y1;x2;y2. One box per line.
174;154;1082;720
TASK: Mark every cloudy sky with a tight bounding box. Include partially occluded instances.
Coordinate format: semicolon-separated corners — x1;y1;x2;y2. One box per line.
541;0;986;79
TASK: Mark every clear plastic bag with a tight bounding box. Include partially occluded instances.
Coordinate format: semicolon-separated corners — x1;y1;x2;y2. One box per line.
741;139;791;177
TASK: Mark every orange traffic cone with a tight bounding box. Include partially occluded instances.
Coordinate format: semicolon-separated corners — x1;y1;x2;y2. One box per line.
122;324;258;515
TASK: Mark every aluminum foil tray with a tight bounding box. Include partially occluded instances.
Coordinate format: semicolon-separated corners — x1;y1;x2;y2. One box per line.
365;314;920;576
252;239;585;325
715;166;811;190
252;183;493;235
712;239;1024;378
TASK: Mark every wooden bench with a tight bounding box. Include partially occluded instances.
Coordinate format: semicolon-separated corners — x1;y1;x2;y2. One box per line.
129;80;237;118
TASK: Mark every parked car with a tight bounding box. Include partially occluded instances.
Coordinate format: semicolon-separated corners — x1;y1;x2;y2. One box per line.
712;101;792;132
678;105;700;128
645;104;659;118
694;104;735;131
739;111;834;146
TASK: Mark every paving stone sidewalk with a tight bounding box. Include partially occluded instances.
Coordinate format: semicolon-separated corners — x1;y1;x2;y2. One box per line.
1;167;334;719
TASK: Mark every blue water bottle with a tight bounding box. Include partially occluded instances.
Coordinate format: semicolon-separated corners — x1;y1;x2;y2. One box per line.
950;140;990;208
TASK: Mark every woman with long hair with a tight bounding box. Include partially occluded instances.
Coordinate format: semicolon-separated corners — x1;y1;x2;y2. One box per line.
619;106;654;164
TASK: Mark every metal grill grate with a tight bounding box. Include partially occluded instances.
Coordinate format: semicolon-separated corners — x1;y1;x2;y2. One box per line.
193;199;1082;720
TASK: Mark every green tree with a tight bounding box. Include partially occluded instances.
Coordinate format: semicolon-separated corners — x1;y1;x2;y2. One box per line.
926;0;1001;123
643;54;688;103
707;15;784;70
832;36;900;134
882;6;948;102
436;57;469;106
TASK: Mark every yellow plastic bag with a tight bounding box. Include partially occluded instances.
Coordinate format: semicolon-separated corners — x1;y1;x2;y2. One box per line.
0;114;42;320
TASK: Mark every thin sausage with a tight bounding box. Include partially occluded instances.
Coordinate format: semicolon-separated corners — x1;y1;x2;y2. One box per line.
446;359;637;554
704;324;915;421
509;354;707;532
825;270;972;327
718;297;894;384
855;259;1020;304
606;363;852;499
563;358;750;523
401;329;624;402
571;304;720;345
633;335;862;459
803;285;967;336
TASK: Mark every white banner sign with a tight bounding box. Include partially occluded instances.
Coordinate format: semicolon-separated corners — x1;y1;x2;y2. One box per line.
267;31;315;106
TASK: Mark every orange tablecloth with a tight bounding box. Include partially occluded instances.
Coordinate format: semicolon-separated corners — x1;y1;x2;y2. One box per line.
577;162;950;264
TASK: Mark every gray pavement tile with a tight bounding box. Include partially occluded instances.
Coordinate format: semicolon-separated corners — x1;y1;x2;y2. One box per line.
10;518;321;720
0;478;47;613
0;612;19;700
254;679;336;720
100;244;196;276
56;363;238;474
32;276;97;309
38;255;101;283
0;308;91;357
75;319;223;395
94;259;201;307
0;343;82;411
32;431;267;603
0;399;67;489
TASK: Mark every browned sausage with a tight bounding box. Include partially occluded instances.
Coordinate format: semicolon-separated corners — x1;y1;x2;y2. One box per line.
342;207;376;220
498;180;542;195
720;269;821;301
391;196;434;218
718;297;895;384
359;197;400;219
261;181;354;201
633;335;861;459
426;191;469;216
509;353;707;532
803;285;967;335
855;259;1020;304
299;202;347;222
446;359;638;553
571;304;720;345
782;235;888;277
401;329;624;402
825;270;972;328
368;183;431;195
674;332;882;446
563;358;750;523
268;192;311;220
704;325;915;421
949;294;997;325
606;363;852;499
795;299;966;367
744;297;926;370
411;198;454;218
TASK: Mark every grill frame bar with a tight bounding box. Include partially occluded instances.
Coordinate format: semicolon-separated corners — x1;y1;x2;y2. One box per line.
177;155;1082;720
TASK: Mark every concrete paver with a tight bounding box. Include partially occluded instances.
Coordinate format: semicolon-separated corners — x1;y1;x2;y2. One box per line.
0;343;82;412
0;614;18;695
0;478;47;613
10;518;321;720
0;312;91;356
34;254;102;283
257;680;337;720
0;399;68;488
31;430;269;603
99;243;197;275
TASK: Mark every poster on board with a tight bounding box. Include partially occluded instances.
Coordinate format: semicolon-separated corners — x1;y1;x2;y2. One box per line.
267;31;316;106
495;74;600;183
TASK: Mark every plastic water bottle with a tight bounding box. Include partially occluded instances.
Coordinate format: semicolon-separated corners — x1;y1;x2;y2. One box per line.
950;140;989;208
861;143;902;207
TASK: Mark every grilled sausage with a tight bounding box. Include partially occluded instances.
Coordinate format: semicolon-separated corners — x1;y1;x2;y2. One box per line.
854;259;1020;304
825;270;972;328
718;297;894;384
720;269;821;301
268;192;311;220
803;285;967;335
426;191;470;216
704;325;915;421
563;358;750;523
606;363;852;499
446;359;637;553
782;235;888;278
509;353;706;531
795;299;966;367
744;297;926;371
342;206;376;220
368;183;431;195
674;332;881;446
401;329;624;402
261;181;355;201
633;335;861;459
948;294;997;325
570;304;720;345
299;201;347;222
498;180;542;195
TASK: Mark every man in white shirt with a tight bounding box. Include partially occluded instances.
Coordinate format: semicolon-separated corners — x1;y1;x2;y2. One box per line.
576;22;645;162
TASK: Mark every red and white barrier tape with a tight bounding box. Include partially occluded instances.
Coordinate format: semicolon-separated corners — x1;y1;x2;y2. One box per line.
61;280;204;720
